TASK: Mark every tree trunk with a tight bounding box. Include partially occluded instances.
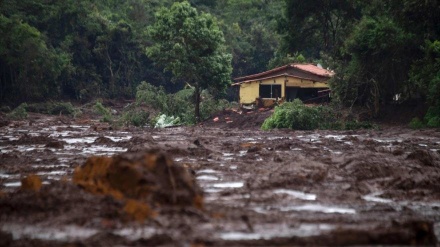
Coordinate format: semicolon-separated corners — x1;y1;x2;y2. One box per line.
195;85;201;123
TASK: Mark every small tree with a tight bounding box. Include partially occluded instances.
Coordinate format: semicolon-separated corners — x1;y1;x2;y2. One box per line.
146;1;232;122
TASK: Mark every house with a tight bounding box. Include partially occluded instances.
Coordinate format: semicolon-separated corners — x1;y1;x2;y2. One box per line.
232;63;334;107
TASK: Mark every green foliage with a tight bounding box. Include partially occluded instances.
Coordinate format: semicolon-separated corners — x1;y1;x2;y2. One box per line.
0;15;68;103
330;16;413;115
262;100;376;130
424;106;440;128
409;117;425;129
262;100;322;130
268;52;306;69
146;1;232;121
120;108;150;127
94;101;113;123
409;40;440;127
278;0;361;59
7;103;28;120
135;81;230;125
154;114;181;128
135;81;168;110
26;102;79;116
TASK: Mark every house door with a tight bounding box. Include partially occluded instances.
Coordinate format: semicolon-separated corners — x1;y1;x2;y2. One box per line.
285;87;298;102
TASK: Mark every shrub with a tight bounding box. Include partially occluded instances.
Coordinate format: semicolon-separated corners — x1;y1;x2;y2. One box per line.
262;99;377;131
135;82;230;125
136;81;168;110
120;109;150;127
94;101;112;123
7;103;28;120
424;106;440;128
409;117;425;129
262;99;322;130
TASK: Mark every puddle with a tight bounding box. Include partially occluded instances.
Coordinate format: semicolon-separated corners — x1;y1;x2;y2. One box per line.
1;223;98;241
197;169;219;174
274;189;317;201
32;164;70;168
324;135;346;141
362;192;393;203
290;147;302;151
81;146;127;155
105;136;132;142
36;171;68;176
297;134;320;142
223;153;234;157
230;165;238;170
4;182;21;187
219;223;334;240
114;227;157;241
0;173;17;179
3;181;50;187
212;182;244;188
63;137;97;144
279;204;356;214
204;188;224;193
197;175;219;181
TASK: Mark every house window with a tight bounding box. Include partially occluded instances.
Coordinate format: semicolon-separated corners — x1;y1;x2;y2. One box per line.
259;84;281;99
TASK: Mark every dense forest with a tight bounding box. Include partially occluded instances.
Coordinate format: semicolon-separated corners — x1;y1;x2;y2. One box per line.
1;0;439;126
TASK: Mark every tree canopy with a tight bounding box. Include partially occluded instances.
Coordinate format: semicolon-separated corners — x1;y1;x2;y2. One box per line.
146;1;232;122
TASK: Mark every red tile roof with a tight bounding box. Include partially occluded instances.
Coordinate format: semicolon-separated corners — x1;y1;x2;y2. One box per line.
234;63;334;82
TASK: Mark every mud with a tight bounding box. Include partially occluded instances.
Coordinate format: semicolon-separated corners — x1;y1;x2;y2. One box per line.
1;112;440;246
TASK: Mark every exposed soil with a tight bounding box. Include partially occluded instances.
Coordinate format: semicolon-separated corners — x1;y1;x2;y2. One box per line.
1;110;440;246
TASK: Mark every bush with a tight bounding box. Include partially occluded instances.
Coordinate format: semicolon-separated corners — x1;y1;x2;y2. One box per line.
94;101;112;123
120;108;150;127
262;99;322;130
26;102;80;116
409;117;425;129
424;106;440;128
135;82;230;125
262;99;376;130
7;103;28;120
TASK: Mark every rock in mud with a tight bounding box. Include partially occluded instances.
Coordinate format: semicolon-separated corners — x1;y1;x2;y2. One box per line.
73;150;203;209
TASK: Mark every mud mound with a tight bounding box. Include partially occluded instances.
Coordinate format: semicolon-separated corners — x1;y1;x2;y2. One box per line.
13;134;58;145
203;108;273;129
406;149;440;167
73;150;203;209
342;155;397;181
45;140;66;149
93;136;114;145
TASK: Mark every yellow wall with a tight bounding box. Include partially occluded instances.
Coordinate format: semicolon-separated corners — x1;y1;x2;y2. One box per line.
239;75;329;104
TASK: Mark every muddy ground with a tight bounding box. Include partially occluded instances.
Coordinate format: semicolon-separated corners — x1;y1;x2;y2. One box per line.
1;111;440;246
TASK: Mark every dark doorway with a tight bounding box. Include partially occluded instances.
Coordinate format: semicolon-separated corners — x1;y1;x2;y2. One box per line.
285;87;298;101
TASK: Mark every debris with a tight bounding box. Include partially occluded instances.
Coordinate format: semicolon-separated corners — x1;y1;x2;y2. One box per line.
123;199;156;222
213;117;219;122
73;150;204;209
21;174;42;192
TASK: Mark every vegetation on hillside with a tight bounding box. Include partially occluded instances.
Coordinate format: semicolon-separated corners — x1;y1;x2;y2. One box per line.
1;0;439;127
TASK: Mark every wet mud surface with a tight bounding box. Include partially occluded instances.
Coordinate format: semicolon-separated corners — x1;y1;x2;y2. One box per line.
1;113;440;246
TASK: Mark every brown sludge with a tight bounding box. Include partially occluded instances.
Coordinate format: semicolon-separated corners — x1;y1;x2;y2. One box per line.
73;150;203;209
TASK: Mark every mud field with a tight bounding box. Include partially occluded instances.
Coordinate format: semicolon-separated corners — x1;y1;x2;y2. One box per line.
1;113;440;246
